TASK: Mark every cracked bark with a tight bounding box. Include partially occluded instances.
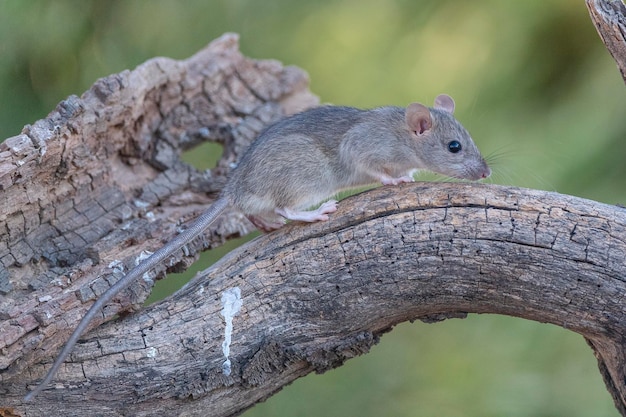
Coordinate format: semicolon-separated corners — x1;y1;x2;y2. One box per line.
0;2;626;414
587;0;626;84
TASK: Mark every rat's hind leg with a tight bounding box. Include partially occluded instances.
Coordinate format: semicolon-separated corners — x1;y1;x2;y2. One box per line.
248;214;286;232
275;200;338;223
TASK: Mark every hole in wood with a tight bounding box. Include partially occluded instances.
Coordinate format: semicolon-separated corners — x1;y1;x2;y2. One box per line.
181;141;224;171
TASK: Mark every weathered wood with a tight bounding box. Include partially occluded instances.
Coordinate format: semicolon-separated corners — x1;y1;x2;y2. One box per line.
587;0;626;84
0;32;318;414
2;11;626;414
3;181;626;416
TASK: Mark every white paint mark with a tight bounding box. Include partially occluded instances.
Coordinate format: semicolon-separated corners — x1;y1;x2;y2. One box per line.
220;287;242;376
38;295;52;303
146;347;158;358
145;211;155;221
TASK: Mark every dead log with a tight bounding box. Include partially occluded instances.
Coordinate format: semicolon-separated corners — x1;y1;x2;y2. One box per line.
1;1;626;412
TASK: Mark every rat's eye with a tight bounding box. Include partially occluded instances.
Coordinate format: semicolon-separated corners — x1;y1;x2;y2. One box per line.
448;140;462;153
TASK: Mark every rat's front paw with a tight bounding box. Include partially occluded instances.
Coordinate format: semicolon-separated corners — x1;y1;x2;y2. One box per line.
317;199;338;215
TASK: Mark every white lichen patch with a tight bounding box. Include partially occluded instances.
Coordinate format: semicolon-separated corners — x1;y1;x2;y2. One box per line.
108;260;125;273
220;287;242;376
133;200;150;209
135;250;154;282
136;250;153;265
146;347;158;358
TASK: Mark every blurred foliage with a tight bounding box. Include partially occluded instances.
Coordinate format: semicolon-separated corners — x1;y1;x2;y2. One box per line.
1;1;624;416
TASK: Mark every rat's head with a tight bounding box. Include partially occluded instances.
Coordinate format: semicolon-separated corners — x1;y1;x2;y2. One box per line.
405;94;491;181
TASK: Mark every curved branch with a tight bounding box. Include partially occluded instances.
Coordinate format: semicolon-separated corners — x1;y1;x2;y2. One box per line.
2;23;626;415
4;183;626;416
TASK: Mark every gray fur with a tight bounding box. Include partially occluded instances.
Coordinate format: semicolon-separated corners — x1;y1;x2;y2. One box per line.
26;95;490;399
226;101;489;227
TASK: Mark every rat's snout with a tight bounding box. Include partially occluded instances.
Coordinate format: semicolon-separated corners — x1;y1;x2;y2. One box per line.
469;161;491;181
481;165;492;179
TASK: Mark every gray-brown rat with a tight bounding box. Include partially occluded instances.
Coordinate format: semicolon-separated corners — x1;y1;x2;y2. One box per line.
25;93;490;400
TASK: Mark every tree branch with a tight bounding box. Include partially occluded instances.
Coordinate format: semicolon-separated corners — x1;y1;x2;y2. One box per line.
1;22;626;416
587;0;626;84
0;32;318;415
4;182;626;416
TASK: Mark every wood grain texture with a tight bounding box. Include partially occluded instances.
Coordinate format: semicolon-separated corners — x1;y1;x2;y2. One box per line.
587;0;626;83
0;32;318;415
2;25;626;416
4;181;626;416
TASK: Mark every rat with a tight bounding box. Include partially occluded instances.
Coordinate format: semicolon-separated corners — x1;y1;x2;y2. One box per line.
25;93;490;400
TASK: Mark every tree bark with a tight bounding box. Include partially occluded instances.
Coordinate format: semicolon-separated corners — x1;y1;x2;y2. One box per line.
1;1;626;413
587;0;626;84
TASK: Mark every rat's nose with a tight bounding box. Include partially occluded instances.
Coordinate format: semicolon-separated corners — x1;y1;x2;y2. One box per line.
479;164;491;179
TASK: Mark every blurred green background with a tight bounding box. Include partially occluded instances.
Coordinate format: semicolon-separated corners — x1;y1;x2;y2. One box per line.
2;1;624;416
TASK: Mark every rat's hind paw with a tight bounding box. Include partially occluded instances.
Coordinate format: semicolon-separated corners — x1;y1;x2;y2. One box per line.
275;200;338;223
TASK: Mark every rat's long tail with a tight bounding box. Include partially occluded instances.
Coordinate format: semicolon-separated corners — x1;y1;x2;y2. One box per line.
24;197;230;401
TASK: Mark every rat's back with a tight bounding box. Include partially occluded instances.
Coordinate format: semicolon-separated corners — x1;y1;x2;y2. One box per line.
257;106;364;147
224;106;365;214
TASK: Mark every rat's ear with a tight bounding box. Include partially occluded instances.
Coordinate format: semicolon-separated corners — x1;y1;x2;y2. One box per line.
434;94;455;114
405;103;432;135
